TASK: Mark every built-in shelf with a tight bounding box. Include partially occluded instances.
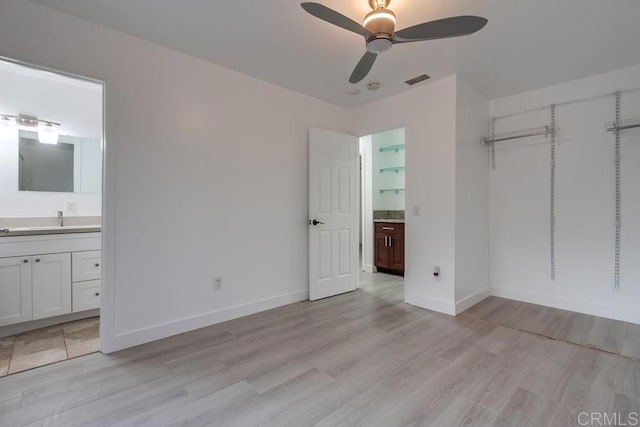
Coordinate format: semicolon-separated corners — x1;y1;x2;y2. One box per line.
379;144;406;153
379;166;405;173
379;189;405;194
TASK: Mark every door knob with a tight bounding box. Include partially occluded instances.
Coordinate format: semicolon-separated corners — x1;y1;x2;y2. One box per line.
310;219;325;226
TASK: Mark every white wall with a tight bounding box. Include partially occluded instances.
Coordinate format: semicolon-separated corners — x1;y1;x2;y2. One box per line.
0;62;102;218
490;64;640;323
0;0;349;351
350;76;458;314
372;128;405;211
454;78;491;312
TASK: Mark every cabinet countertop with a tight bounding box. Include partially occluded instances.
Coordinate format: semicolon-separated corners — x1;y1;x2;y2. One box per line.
0;225;101;238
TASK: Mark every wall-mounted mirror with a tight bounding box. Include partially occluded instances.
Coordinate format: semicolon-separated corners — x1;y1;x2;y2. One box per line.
17;130;101;194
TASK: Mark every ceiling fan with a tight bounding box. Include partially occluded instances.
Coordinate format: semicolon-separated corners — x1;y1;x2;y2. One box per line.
301;0;488;84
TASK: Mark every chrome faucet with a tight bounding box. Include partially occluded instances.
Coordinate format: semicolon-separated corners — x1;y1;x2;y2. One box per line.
57;210;64;227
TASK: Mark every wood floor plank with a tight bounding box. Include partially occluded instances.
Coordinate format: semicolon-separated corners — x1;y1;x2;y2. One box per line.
555;312;596;344
0;272;637;427
111;381;258;427
463;345;540;413
493;387;558;427
431;396;498;427
520;339;579;402
622;323;640;359
587;317;626;355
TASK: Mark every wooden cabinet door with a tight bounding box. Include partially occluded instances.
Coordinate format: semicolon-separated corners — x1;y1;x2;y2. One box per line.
0;257;32;327
374;232;390;269
389;232;405;272
32;253;71;320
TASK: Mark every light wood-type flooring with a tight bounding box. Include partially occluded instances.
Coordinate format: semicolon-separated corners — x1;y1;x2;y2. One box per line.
0;273;638;426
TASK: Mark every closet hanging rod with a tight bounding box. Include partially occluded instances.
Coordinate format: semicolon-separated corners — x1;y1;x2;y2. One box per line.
481;125;556;145
606;118;640;132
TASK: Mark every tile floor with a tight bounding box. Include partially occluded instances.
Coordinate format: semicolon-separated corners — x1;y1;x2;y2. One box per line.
0;317;99;377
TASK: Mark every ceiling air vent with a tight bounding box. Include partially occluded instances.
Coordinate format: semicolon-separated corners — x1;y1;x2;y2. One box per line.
405;74;430;86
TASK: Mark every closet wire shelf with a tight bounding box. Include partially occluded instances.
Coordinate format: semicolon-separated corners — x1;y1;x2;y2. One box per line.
481;125;557;145
606;118;640;132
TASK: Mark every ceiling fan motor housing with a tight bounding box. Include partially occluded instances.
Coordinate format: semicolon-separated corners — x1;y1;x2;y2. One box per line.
364;8;396;53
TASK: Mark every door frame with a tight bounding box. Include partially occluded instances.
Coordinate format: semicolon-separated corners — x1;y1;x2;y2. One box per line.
0;54;113;353
357;125;407;291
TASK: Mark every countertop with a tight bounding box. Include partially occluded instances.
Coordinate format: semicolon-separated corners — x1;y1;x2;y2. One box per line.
374;219;405;224
0;225;101;237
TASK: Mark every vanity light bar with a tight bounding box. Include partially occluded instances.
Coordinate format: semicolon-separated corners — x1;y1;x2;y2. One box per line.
0;113;60;127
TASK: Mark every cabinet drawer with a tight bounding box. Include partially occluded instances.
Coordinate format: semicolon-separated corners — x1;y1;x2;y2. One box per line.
73;280;101;312
375;223;404;233
72;250;102;282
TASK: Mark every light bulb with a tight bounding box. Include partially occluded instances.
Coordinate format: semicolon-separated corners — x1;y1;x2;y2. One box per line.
38;123;59;144
363;10;396;27
363;8;397;39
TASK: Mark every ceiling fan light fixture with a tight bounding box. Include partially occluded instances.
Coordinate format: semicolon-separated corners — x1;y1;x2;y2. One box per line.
368;0;390;10
363;9;396;38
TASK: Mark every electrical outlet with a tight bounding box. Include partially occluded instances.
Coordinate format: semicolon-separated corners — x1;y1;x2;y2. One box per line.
65;201;77;214
214;277;222;291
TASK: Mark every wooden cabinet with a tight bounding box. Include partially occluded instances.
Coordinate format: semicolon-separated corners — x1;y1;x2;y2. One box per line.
374;222;405;275
0;257;32;327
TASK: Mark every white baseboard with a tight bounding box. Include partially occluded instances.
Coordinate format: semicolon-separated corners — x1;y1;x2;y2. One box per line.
406;293;456;316
113;289;309;351
362;264;375;273
455;288;490;315
490;287;640;325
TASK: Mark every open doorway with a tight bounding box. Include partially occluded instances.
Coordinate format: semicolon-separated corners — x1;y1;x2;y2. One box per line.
0;57;104;376
359;127;405;301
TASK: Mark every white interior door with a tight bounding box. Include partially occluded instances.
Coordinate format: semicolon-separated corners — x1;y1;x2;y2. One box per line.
309;127;359;301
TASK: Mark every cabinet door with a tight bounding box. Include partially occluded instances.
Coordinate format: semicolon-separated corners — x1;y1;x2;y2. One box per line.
374;232;390;269
32;253;72;320
72;280;101;312
389;232;405;272
72;250;102;282
0;257;32;327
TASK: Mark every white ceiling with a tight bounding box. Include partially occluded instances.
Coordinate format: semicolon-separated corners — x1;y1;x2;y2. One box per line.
29;0;640;108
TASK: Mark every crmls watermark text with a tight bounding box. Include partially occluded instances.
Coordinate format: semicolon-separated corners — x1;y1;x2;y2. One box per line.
578;412;640;426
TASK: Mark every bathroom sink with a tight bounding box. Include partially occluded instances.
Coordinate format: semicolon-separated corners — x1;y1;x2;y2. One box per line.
0;225;101;237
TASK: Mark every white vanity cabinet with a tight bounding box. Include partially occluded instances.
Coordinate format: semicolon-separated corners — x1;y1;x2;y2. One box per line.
71;250;101;312
0;257;32;327
32;253;72;320
0;233;101;328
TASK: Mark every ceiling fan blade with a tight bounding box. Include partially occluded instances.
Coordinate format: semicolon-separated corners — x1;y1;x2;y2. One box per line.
393;16;487;44
301;2;375;39
349;51;378;84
